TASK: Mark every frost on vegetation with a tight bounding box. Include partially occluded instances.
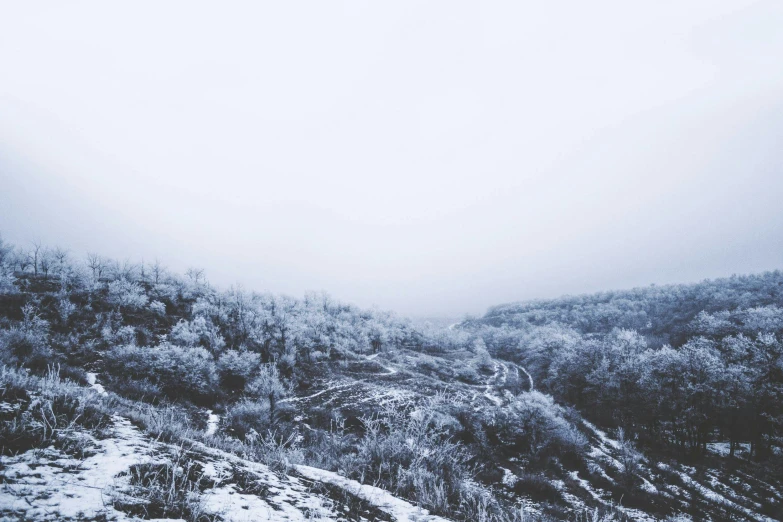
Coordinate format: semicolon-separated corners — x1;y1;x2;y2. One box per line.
0;411;457;522
296;465;453;522
0;416;161;520
2;238;783;522
107;279;148;309
148;299;166;315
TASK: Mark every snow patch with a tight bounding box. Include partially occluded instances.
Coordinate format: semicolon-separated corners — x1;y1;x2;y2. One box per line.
205;409;219;436
657;463;778;522
583;419;620;450
0;416;160;520
296;464;453;521
85;371;107;396
280;380;359;404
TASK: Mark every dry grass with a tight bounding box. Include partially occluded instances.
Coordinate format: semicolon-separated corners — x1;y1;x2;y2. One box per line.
111;445;219;522
0;365;108;456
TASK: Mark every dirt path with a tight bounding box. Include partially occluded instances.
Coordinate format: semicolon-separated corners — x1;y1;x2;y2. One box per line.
205;409;220;436
280;380;361;404
483;361;508;406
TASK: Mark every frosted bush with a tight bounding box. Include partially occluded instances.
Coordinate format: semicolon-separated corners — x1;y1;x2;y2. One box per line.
148;300;166;315
107;280;148;309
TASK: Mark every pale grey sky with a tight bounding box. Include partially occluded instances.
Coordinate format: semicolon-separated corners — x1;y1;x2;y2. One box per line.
2;1;783;317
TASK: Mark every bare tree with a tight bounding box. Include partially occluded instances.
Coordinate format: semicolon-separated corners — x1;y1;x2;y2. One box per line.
30;240;43;276
0;234;13;266
14;249;32;273
151;259;166;284
52;247;69;267
38;248;53;278
116;258;138;281
86;252;106;280
49;247;71;291
186;267;205;284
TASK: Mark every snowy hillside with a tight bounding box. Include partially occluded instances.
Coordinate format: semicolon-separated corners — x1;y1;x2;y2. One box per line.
1;236;782;521
0;373;452;522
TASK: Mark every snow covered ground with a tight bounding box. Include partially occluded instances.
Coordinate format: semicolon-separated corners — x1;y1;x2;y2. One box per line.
297;465;452;522
205;409;220;436
0;416;162;520
85;371;107;396
0;414;457;522
8;356;779;522
575;419;783;522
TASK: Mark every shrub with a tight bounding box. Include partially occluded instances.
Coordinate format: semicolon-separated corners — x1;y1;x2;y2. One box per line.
58;364;88;385
617;428;643;491
224;398;271;440
496;391;588;465
301;415;358;472
113;457;215;521
455;363;482;384
107;280;148;310
415;355;442;376
0;366;108;456
170;319;200;346
115;401;199;443
170;317;225;352
0;306;53;371
513;472;563;503
245;429;304;473
472;339;495;373
148;300;166;315
105;344;219;403
246;364;288;419
57;297;77;323
151;282;178;302
349;402;480;517
0;328;53;370
115;325;137;344
217;349;261;394
110;376;164;403
0;265;16;294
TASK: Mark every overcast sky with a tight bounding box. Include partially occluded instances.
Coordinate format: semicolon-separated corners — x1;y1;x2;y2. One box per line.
2;1;783;317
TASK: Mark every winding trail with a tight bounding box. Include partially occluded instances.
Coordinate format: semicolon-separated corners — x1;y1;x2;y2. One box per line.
280;381;360;404
465;359;536;407
483;361;506;406
281;355;400;407
512;361;534;391
378;364;397;376
371;356;398;376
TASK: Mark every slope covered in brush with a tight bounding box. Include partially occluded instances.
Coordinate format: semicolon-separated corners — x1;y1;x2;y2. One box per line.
1;233;782;521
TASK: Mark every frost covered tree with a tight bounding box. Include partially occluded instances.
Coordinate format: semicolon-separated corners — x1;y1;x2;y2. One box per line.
86;252;107;281
247;364;288;422
107;280;149;311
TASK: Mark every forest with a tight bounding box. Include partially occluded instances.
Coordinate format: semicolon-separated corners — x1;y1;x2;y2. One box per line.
471;275;783;460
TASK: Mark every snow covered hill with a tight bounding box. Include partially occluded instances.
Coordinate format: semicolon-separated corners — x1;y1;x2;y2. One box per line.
2;237;782;522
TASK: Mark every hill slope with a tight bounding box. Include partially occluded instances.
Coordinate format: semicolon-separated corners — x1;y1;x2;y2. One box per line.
1;234;782;521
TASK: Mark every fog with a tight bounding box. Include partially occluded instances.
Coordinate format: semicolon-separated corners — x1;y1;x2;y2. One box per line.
2;1;783;317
